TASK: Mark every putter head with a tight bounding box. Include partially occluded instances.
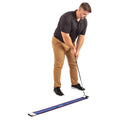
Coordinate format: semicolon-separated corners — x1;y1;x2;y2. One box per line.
85;95;89;99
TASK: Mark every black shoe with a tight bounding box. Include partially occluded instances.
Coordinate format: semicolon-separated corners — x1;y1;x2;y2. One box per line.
72;83;85;91
54;87;64;96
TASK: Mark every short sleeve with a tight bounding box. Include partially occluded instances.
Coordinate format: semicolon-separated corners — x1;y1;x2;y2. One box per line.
80;19;87;35
60;15;71;33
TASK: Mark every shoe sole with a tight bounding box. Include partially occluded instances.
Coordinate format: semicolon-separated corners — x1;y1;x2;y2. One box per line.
71;87;85;91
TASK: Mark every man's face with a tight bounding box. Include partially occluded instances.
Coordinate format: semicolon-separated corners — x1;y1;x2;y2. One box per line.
79;9;89;19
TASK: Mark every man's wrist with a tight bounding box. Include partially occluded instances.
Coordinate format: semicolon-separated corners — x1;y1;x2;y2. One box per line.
70;45;75;49
76;47;80;52
76;49;80;53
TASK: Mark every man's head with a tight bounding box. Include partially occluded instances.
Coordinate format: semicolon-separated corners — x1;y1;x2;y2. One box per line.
77;2;91;19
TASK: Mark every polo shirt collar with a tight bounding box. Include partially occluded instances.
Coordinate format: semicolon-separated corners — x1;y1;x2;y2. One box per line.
73;10;84;23
73;10;77;19
73;10;80;22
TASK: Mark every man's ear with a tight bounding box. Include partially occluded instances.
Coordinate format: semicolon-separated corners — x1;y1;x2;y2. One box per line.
78;8;81;12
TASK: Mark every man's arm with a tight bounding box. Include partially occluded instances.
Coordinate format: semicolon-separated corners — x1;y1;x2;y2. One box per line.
76;35;85;59
61;31;74;49
61;31;76;57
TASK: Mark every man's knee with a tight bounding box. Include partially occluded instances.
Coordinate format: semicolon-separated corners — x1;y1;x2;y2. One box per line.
54;61;64;69
68;62;77;69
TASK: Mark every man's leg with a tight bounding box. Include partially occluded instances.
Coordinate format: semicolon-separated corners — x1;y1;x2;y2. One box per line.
52;37;65;88
65;49;85;90
65;49;78;85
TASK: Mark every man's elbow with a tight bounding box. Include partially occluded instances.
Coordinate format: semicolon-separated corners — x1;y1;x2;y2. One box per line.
61;31;70;42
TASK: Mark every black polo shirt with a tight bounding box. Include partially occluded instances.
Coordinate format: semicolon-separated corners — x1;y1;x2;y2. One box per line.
54;10;87;43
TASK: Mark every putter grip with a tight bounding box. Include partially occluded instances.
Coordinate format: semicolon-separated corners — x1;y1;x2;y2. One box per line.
75;56;77;63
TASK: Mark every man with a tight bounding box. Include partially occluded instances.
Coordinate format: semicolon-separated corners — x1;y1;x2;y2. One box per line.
52;3;91;96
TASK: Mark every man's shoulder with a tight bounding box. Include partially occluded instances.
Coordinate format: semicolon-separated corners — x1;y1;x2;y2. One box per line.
61;11;75;18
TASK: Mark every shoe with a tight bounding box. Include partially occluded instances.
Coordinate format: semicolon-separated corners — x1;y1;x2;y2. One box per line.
72;83;85;91
54;87;64;96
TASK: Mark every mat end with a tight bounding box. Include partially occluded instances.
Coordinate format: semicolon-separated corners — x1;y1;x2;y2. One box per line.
28;112;36;117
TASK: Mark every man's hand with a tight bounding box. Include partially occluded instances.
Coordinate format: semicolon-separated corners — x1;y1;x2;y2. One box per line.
75;51;79;60
70;47;76;57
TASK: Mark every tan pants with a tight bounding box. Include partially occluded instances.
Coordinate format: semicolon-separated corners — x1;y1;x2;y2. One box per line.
52;36;78;88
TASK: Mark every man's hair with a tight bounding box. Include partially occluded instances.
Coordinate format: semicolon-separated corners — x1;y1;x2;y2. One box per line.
79;2;92;13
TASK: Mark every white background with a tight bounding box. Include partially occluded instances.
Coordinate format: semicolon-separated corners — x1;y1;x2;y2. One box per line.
0;0;120;120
